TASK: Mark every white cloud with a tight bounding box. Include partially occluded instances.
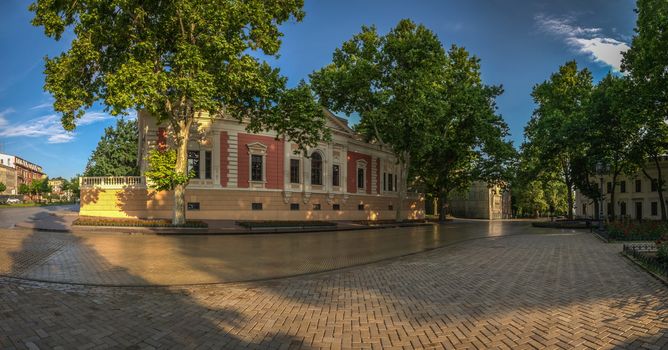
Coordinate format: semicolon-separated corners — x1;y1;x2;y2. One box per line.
0;108;13;128
0;111;113;144
535;14;629;71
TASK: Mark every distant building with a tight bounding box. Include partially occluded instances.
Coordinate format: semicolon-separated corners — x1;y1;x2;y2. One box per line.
575;157;668;220
0;163;17;195
0;153;45;187
448;182;512;220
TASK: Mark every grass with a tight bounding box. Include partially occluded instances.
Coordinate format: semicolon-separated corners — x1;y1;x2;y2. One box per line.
236;220;337;228
74;216;208;228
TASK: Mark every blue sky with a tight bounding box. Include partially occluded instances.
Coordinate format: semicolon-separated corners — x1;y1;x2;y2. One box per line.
0;0;636;179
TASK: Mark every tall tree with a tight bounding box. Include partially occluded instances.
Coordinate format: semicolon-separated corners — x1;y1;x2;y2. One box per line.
622;0;668;220
84;119;139;177
524;61;593;219
310;19;449;221
31;0;328;224
417;46;515;221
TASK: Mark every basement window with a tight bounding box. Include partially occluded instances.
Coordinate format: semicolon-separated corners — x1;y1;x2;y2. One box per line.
251;203;263;211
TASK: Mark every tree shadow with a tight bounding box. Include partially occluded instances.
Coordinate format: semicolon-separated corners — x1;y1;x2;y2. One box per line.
0;226;306;348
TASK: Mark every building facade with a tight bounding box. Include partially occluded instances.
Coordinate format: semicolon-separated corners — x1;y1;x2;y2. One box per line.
448;182;512;220
79;110;425;220
575;157;668;220
0;163;17;195
0;153;44;194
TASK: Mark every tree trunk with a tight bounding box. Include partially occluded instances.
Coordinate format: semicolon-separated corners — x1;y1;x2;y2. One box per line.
172;121;191;225
395;154;410;222
566;184;574;220
654;156;667;221
438;188;448;223
609;173;618;221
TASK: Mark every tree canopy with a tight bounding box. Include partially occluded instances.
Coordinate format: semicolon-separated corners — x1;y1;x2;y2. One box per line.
84;119;139;177
31;0;329;224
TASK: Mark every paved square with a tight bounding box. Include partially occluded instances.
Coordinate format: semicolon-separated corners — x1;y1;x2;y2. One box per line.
0;230;666;349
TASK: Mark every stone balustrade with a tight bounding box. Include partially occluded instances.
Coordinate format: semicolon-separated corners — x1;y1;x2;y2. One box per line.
79;176;146;189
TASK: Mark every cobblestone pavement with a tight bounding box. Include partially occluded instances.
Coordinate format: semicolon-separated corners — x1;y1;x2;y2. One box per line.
0;229;666;349
0;221;524;285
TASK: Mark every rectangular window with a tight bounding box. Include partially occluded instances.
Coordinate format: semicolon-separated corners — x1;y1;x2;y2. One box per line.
313;204;321;211
205;151;212;179
388;174;393;192
251;202;263;211
332;165;340;187
290;159;300;184
583;203;587;215
395;175;398;192
357;168;365;189
607;182;612;193
290;203;299;211
636;179;642;192
620;181;626;193
388;204;394;211
358;203;365;211
651;179;658;192
652;202;658;216
251;155;263;182
383;173;387;191
188;151;200;179
187;202;200;210
607;202;612;215
620;202;626;216
332;204;340;211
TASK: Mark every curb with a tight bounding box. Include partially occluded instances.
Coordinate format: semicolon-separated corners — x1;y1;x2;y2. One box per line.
620;252;668;287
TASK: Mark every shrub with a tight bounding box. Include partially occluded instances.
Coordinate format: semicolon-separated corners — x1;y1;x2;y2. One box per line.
605;221;668;241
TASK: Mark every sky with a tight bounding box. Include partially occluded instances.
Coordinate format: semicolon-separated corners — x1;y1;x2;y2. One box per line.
0;0;636;179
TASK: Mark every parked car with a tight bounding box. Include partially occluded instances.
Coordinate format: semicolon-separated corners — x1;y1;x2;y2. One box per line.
6;198;21;204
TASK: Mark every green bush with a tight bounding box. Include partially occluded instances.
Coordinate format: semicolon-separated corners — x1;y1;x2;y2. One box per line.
74;216;207;228
657;241;668;263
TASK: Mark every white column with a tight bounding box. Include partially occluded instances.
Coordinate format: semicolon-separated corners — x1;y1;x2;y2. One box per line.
227;132;238;188
212;130;221;188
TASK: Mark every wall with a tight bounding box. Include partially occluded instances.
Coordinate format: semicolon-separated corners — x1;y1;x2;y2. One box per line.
237;134;284;189
80;187;425;221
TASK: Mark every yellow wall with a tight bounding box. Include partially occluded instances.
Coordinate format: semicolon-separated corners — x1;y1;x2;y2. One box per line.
80;188;425;221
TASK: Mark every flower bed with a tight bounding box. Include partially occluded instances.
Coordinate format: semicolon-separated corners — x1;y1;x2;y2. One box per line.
74;216;208;228
353;219;429;226
236;221;337;229
605;221;668;241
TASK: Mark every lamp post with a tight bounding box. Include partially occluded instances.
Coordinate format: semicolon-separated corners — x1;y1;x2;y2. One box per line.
599;177;605;230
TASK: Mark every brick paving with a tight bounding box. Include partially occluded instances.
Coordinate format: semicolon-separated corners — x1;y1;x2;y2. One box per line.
0;231;666;349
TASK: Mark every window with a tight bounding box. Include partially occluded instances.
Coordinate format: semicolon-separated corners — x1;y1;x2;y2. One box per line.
636;179;642;192
357;168;365;189
290;159;300;184
311;152;322;185
620;202;626;216
620;181;626;193
332;204;341;211
607;202;612;215
651;179;658;192
652;202;658;216
583;203;587;215
388;204;394;211
290;203;300;211
188;151;200;179
205;151;212;179
358;203;365;211
251;203;263;210
187;202;200;210
313;204;321;211
332;164;340;187
388;174;394;192
383;173;387;191
251;155;263;181
607;182;612;193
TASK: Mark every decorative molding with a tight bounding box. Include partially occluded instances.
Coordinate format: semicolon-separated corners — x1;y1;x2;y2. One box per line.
342;194;349;203
303;192;312;204
326;193;335;204
282;191;292;204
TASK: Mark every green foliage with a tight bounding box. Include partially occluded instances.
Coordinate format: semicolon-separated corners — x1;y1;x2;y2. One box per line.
145;150;192;191
0;182;6;193
658;241;668;263
31;0;327;223
18;183;29;195
84;119;139;176
606;221;668;241
62;176;81;198
523;61;593;219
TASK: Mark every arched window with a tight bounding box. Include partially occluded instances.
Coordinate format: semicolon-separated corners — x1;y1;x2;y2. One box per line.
311;152;323;185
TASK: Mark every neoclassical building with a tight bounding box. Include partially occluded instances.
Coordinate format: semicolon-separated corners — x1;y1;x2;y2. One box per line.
575;157;668;220
448;182;511;220
80;110;424;220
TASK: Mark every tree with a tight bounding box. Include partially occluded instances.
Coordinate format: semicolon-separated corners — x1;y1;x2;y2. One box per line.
524;61;593;220
311;19;448;221
84;119;139;177
145;149;192;192
622;0;668;220
0;182;5;193
417;46;515;221
61;176;81;201
18;183;30;199
31;0;329;224
30;178;52;203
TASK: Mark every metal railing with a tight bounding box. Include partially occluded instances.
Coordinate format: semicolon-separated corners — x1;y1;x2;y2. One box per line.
623;243;668;278
80;176;145;189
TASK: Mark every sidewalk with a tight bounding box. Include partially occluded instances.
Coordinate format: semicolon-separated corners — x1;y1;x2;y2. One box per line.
13;210;432;235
